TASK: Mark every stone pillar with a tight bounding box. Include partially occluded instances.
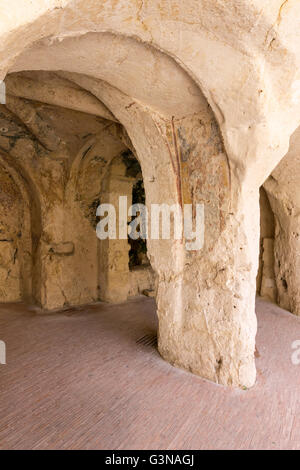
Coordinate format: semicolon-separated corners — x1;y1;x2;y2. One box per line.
156;188;259;389
263;166;300;316
37;204;75;310
37;198;101;311
264;190;300;315
98;158;134;303
86;80;259;388
256;187;276;298
275;217;300;315
260;238;277;302
134;113;259;389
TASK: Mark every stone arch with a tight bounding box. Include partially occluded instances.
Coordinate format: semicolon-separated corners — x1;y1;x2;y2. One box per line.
19;67;252;387
1;1;299;188
97;152;139;303
2;1;300;161
66;119;154;304
78;77;257;388
2;29;261;388
64;124;131;305
10;32;208;121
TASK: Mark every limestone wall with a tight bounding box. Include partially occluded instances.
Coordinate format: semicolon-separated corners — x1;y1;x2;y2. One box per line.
128;266;156;298
0;165;24;301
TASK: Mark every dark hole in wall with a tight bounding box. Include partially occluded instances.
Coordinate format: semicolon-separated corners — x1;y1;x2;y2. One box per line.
129;178;149;270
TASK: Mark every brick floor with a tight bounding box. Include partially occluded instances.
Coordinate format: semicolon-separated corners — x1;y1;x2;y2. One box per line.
0;296;299;449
